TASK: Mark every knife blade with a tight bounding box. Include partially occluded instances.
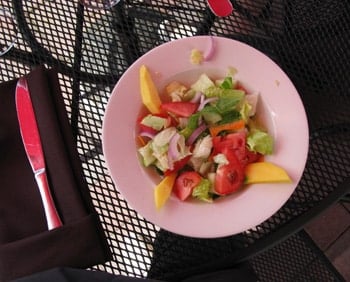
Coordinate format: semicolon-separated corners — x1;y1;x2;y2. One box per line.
15;77;63;230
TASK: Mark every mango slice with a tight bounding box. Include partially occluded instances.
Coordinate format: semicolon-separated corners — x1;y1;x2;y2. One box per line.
140;65;161;114
245;162;291;184
154;172;177;210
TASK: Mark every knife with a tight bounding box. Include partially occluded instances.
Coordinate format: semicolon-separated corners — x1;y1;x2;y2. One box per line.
15;77;63;230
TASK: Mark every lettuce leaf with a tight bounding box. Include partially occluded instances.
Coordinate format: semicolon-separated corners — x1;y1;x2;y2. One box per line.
247;129;273;155
180;113;200;138
191;73;215;92
220;76;234;89
239;101;252;123
192;178;213;202
200;105;222;125
204;87;244;115
153;127;176;147
217;110;241;125
215;96;241;114
204;86;244;100
141;115;168;131
138;142;156;166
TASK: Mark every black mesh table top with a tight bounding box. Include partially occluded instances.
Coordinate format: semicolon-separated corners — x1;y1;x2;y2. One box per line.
1;0;349;280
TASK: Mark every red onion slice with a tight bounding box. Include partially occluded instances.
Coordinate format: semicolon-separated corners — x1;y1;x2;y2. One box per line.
139;123;158;135
203;36;216;60
190;91;203;103
198;97;218;111
186;123;207;146
200;93;205;104
139;131;156;139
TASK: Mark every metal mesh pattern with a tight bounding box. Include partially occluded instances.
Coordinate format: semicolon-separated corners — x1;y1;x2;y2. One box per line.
0;0;349;280
251;230;344;282
0;7;18;55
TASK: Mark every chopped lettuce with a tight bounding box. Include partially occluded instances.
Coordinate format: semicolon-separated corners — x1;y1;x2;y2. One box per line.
244;93;259;116
239;101;252;123
204;88;244;118
188;157;203;172
198;161;213;176
220;76;234;89
138;142;156;166
175;134;192;160
192;135;213;159
215;95;242;114
200;105;222;125
217;76;237;90
166;134;191;171
204;86;244;99
191;73;215;93
141;115;168;131
180;113;200;139
139;127;192;172
151;143;168;160
247;129;273;155
154;154;169;172
199;91;244;125
192;178;213;202
189;136;213;173
153;127;176;147
217;110;241;125
190;75;245;126
189;157;212;174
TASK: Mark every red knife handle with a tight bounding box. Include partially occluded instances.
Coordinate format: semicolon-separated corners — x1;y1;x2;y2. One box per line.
207;0;233;17
35;169;63;230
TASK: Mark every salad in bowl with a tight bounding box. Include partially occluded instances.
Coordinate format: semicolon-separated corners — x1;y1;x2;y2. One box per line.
102;36;308;238
137;65;290;208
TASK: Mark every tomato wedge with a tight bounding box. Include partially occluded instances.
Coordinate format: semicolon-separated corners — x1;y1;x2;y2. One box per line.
139;123;158;135
173;171;202;201
235;82;248;93
138;113;171;133
161;102;198;117
215;150;244;195
245;150;262;165
212;131;247;166
164;155;191;176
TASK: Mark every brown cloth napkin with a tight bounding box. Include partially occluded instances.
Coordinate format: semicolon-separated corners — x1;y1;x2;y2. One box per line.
0;66;111;281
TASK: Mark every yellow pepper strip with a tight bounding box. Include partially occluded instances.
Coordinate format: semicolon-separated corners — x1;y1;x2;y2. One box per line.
245;162;292;184
154;172;177;210
139;65;162;114
209;119;245;137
